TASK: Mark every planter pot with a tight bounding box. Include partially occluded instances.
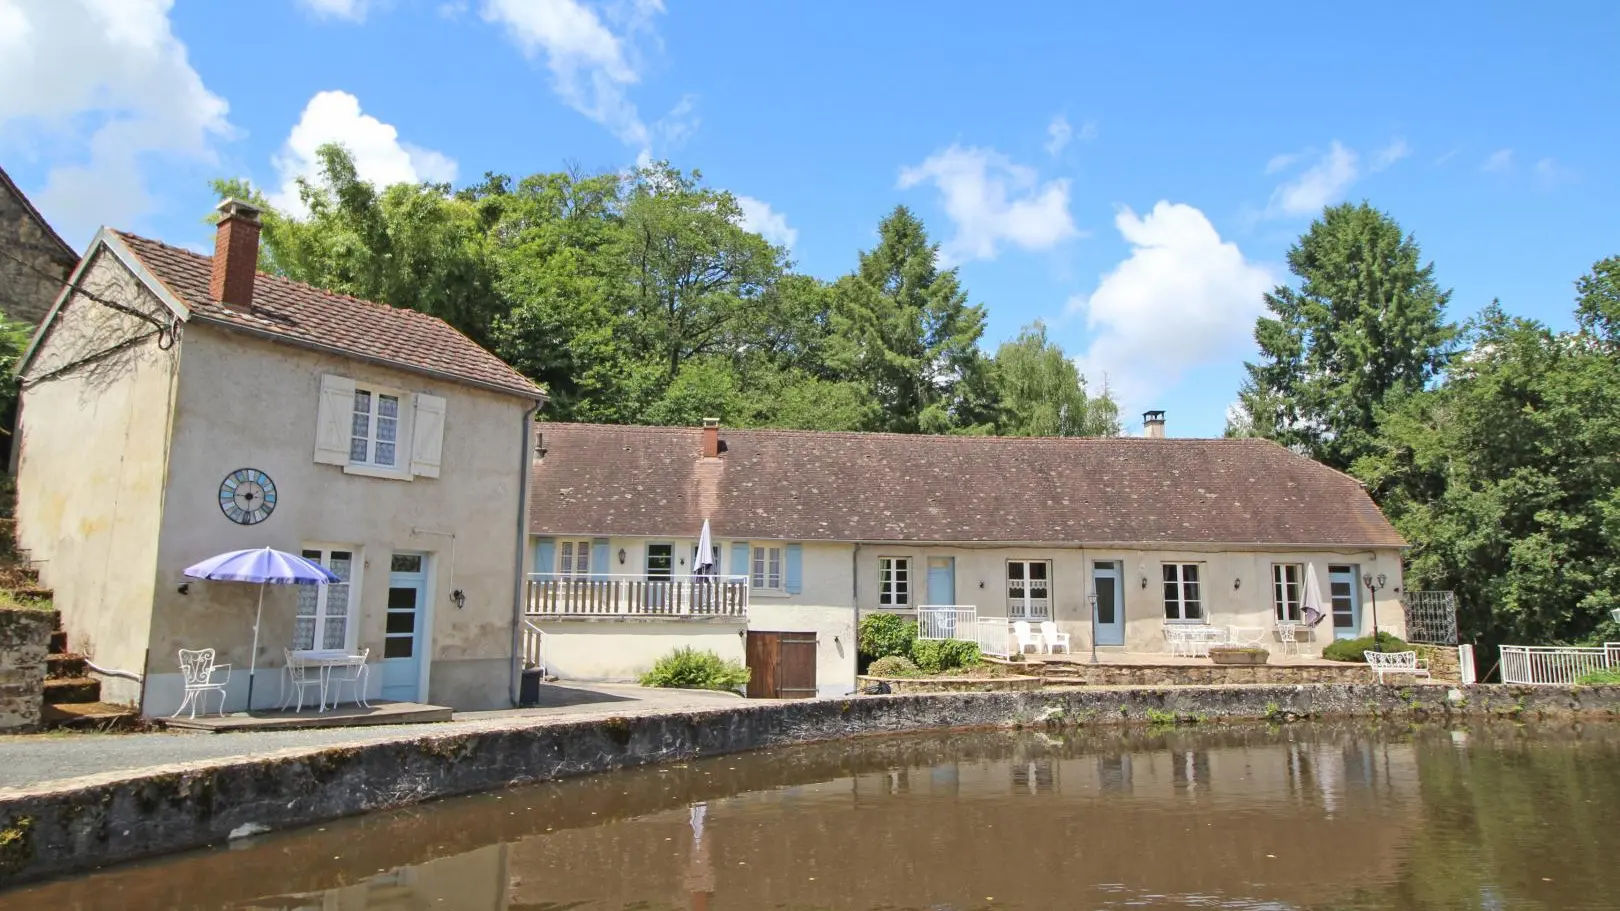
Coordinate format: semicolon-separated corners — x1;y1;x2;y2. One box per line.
1209;647;1270;666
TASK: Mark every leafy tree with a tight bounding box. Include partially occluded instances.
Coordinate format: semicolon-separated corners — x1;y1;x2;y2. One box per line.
992;321;1120;436
1355;260;1620;647
1236;202;1458;469
828;206;996;434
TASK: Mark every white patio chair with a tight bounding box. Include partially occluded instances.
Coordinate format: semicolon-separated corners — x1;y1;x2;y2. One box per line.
282;649;326;712
174;648;230;718
325;648;371;711
1039;621;1071;655
1275;621;1304;655
1012;620;1042;655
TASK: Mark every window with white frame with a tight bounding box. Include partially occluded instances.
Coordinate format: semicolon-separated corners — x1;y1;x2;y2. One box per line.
1162;563;1204;621
751;545;783;591
296;548;355;650
1272;563;1303;621
557;540;592;577
879;557;910;607
1007;560;1052;619
350;387;402;468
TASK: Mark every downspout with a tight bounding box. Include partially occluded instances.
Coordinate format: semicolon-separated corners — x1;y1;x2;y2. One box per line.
509;404;540;707
851;542;861;694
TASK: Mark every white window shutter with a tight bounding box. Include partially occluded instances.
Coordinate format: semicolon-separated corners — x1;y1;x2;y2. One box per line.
410;393;447;478
313;374;355;466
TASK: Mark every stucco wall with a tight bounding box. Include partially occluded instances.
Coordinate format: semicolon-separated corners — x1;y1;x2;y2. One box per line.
16;248;179;703
144;324;532;713
534;619;746;681
856;545;1406;655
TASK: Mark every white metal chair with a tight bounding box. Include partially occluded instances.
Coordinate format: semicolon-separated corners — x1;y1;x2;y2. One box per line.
324;648;371;710
173;648;230;719
1275;621;1304;655
1039;621;1071;655
282;649;326;712
1012;620;1042;655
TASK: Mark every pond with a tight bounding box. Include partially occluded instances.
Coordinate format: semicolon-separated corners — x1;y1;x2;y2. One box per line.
5;721;1619;910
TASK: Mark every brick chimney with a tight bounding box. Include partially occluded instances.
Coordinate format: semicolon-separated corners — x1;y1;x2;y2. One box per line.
1143;410;1166;439
211;198;261;307
701;418;720;459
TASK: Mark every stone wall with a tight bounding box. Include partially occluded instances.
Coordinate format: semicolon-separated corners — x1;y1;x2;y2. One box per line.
1416;645;1462;682
2;682;1619;885
0;177;75;325
0;608;53;731
1037;662;1376;686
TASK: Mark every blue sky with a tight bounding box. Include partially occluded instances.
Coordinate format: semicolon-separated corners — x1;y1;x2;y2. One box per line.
3;1;1617;436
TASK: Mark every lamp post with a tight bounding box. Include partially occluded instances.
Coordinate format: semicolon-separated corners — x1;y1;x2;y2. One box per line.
1088;590;1099;664
1362;572;1388;651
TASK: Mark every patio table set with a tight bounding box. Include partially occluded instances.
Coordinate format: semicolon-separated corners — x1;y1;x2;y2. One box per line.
170;547;376;719
1165;613;1327;658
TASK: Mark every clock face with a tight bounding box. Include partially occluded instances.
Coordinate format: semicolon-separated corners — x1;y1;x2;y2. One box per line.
219;469;277;525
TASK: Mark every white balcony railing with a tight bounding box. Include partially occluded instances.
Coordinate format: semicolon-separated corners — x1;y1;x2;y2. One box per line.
525;573;749;619
1499;643;1620;685
975;617;1011;657
917;605;978;640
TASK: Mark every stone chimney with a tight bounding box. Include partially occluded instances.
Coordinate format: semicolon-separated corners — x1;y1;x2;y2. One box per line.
701;418;720;459
210;198;261;307
1143;410;1166;439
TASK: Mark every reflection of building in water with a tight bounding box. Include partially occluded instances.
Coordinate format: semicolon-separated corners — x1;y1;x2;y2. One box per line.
251;843;510;911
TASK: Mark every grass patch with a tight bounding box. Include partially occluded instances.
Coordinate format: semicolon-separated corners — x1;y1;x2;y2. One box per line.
1575;667;1620;685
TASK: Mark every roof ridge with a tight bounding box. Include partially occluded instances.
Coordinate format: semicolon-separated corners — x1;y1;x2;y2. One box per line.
542;422;1268;445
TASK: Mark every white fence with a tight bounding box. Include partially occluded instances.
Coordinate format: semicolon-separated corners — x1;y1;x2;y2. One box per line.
975;618;1011;657
917;606;978;640
526;573;748;618
1499;643;1620;685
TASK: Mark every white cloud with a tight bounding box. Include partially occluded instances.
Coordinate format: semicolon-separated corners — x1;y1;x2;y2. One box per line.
1434;147;1460;166
1266;141;1359;218
0;0;231;241
1370;137;1410;171
897;144;1078;263
298;0;370;21
736;195;796;249
1069;202;1275;411
270;90;458;215
481;0;670;151
1045;115;1071;157
1481;148;1514;172
1535;157;1576;187
1264;152;1300;174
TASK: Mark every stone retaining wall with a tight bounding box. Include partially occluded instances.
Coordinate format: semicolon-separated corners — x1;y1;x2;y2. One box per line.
0;609;53;732
1416;645;1463;682
1;682;1618;885
1035;662;1375;686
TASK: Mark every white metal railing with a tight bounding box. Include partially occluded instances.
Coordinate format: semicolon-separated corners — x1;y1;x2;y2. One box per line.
976;617;1011;657
525;573;749;619
917;605;978;640
522;618;544;672
1499;643;1620;685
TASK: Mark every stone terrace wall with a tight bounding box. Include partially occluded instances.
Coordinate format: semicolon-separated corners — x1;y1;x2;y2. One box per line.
0;608;52;731
1;683;1619;885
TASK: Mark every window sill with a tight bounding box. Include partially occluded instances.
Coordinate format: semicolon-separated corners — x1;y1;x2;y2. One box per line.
342;463;413;482
1163;619;1211;625
751;589;791;599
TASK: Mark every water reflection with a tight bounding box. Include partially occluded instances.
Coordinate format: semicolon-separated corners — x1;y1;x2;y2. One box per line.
7;721;1620;910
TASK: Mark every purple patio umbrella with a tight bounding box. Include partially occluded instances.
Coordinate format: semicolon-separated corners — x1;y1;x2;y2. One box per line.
184;547;340;710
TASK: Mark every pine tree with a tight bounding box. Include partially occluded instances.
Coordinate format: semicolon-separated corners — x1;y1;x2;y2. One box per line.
1236;202;1458;469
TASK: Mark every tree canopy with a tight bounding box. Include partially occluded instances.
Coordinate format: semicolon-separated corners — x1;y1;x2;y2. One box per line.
212;145;1116;438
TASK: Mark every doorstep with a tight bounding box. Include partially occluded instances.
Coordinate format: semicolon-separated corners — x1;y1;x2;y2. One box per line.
162;700;453;733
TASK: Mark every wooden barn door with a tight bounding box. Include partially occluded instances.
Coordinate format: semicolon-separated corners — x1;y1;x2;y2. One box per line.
746;631;817;699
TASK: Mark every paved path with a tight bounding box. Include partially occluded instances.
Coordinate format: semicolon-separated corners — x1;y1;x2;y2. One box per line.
0;684;749;791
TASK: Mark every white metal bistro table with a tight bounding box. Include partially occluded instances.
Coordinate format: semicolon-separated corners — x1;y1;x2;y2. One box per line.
283;649;370;711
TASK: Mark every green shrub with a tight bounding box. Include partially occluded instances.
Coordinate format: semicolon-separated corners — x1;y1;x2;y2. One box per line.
867;655;921;678
910;638;983;674
1575;667;1620;685
1321;632;1410;663
858;613;917;661
639;647;750;692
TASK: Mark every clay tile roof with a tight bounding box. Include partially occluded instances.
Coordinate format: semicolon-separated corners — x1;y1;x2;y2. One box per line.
528;424;1405;548
114;231;543;400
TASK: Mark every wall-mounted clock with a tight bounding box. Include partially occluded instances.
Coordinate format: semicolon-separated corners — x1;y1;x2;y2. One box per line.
219;468;277;525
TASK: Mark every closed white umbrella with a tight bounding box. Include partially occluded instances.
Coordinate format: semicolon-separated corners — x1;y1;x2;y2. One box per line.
694;519;715;576
1302;563;1329;628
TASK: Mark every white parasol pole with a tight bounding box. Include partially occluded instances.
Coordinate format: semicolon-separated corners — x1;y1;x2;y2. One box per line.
247;582;264;711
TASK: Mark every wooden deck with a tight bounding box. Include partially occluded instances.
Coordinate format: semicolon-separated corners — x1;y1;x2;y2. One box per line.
162;700;453;733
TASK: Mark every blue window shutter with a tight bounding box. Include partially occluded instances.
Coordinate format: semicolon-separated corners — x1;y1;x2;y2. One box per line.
533;537;555;574
591;539;611;580
731;542;750;580
785;543;803;594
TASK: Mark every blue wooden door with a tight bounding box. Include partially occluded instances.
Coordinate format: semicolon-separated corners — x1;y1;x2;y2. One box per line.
1329;566;1360;640
382;555;428;701
927;557;955;605
1092;561;1124;646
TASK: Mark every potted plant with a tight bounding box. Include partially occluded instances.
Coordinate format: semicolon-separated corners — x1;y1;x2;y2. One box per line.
1208;645;1270;665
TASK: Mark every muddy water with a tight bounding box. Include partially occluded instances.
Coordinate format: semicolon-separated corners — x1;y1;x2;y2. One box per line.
5;721;1620;910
